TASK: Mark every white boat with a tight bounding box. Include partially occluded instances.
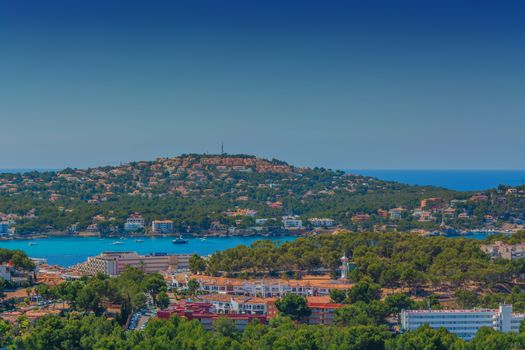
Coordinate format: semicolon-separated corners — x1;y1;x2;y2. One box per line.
135;239;144;243
28;242;38;246
112;241;124;245
172;235;189;244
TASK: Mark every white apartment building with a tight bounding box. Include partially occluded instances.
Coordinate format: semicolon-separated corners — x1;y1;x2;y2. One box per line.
255;218;269;225
124;214;145;232
199;294;269;315
308;218;335;228
282;215;303;230
0;221;10;236
401;305;525;340
74;251;191;276
152;220;174;234
176;275;350;298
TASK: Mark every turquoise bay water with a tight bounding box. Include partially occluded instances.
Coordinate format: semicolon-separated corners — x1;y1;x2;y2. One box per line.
0;236;297;267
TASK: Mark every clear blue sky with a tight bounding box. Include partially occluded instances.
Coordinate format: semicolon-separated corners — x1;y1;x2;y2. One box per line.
1;0;524;170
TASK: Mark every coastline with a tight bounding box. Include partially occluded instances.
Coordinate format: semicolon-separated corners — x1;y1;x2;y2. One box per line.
1;230;307;241
1;227;514;242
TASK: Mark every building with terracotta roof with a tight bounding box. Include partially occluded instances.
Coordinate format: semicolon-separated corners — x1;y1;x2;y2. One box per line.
157;301;267;331
307;299;344;325
124;213;145;232
351;214;370;222
469;193;489;202
164;295;343;326
389;207;406;220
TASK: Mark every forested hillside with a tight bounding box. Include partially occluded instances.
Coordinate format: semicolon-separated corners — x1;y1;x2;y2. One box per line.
0;154;523;234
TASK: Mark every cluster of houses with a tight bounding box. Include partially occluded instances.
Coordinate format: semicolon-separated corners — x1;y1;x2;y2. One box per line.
348;192;525;232
81;212;337;235
157;295;344;331
80;214;175;235
0;155;300;203
0;155;390;236
157;255;353;330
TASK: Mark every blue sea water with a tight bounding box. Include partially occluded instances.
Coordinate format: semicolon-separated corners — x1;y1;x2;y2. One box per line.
0;236;296;267
0;169;57;173
348;170;525;191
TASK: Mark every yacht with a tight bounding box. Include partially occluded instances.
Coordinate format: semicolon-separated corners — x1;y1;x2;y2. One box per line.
28;242;38;246
172;235;189;244
135;239;144;243
112;241;124;245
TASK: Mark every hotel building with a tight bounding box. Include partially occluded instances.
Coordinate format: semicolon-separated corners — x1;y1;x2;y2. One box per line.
74;251;191;276
401;305;525;340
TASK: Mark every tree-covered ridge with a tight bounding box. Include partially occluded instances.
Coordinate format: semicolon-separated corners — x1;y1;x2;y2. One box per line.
3;242;525;349
205;232;522;290
0;154;523;234
4;312;525;350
